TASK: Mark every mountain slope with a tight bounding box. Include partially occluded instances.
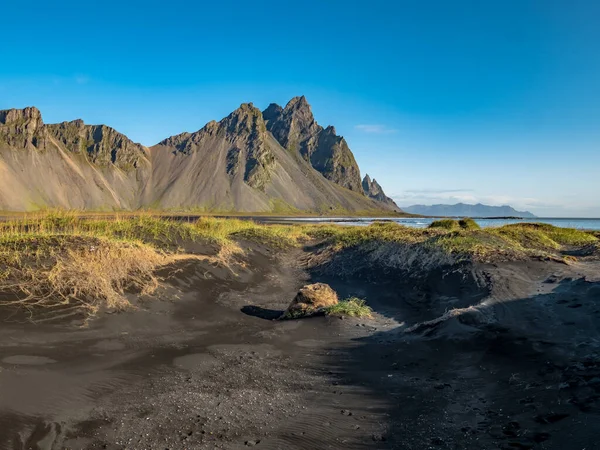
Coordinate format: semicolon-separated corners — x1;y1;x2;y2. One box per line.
403;203;536;218
0;100;399;214
149;103;386;212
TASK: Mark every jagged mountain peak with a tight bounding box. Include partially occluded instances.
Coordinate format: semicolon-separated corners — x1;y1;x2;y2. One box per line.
220;102;266;134
263;96;362;193
323;125;338;136
0;107;147;170
159;103;267;153
362;174;399;211
362;174;381;194
282;96;314;124
284;95;310;111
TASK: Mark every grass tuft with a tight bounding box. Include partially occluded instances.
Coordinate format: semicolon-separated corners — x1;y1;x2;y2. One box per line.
429;218;480;231
429;219;460;230
458;218;481;230
325;297;373;318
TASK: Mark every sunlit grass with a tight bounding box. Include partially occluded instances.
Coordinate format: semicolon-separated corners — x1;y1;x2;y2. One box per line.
304;220;598;262
428;218;480;231
325;297;373;318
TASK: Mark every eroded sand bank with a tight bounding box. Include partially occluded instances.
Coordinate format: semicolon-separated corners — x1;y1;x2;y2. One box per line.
1;241;599;449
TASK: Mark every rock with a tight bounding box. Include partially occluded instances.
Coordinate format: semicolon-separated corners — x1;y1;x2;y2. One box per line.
0;106;46;149
282;283;339;319
362;174;399;210
372;433;387;442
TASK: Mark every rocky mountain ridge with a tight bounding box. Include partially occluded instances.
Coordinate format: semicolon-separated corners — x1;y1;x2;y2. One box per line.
362;174;399;209
0;98;399;213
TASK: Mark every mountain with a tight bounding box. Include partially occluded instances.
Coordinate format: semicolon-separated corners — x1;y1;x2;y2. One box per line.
0;99;400;214
402;203;536;218
362;175;399;210
263;96;363;192
0;107;151;211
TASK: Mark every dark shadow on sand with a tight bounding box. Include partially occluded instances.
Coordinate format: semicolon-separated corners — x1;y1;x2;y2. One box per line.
240;305;282;320
318;274;600;449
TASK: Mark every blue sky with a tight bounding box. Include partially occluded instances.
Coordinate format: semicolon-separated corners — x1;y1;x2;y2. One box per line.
1;0;599;217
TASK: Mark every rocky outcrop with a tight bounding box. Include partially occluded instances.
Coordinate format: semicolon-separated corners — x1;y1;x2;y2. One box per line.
263;97;363;192
282;283;339;319
0;107;47;150
47;120;148;171
362;174;399;210
0;107;147;171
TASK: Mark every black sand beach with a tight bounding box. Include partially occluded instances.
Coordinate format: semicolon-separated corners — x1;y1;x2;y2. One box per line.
1;231;600;449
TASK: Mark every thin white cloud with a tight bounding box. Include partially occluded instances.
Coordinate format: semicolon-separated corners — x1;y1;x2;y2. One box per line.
355;124;398;134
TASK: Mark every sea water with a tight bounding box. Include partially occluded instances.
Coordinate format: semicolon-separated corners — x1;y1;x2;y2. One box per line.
284;217;600;230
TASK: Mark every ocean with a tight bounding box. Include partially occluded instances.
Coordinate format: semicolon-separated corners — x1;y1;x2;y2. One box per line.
283;217;600;230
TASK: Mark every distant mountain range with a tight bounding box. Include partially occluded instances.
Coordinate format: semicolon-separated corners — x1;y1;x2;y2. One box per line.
402;203;536;218
0;97;401;213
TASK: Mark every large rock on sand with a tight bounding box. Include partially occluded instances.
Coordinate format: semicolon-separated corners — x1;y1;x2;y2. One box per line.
282;283;339;319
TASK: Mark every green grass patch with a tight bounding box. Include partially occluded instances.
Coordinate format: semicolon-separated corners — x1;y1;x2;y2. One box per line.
429;218;480;231
304;220;598;262
0;213;311;251
429;219;460;230
325;297;373;318
491;223;597;251
458;218;481;230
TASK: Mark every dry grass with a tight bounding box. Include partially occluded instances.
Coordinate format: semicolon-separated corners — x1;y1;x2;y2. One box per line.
0;235;171;315
0;213;311;318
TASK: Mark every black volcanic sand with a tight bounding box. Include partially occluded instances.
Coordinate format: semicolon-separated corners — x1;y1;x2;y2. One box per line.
1;243;600;449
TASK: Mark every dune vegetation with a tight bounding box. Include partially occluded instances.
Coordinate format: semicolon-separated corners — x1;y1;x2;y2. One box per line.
312;220;597;261
325;297;373;318
0;212;597;318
